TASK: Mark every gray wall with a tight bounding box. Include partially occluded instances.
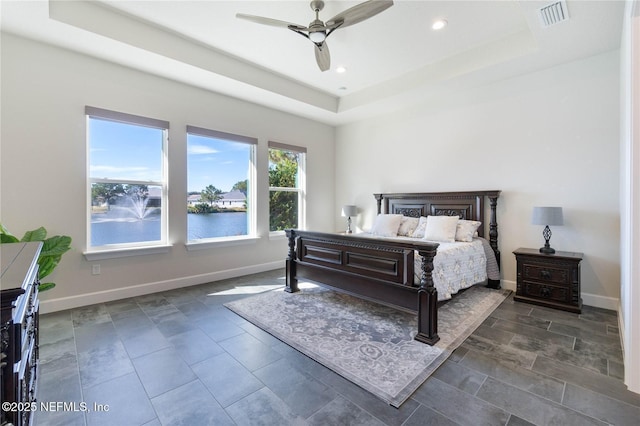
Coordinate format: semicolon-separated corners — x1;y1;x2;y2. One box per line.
335;50;621;309
0;34;335;311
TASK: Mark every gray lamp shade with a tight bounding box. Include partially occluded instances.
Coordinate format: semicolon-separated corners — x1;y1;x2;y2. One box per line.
342;205;358;217
531;207;564;226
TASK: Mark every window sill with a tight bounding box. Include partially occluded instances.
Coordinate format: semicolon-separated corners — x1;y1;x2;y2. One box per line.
84;244;172;261
185;235;260;251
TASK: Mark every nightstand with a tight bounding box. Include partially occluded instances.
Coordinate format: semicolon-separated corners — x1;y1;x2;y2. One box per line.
513;248;583;313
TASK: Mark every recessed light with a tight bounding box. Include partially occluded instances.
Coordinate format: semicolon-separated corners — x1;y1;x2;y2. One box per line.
336;66;347;73
432;19;448;30
338;86;347;91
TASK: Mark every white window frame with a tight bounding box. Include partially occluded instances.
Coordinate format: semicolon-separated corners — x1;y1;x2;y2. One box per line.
268;141;307;236
185;125;257;250
84;106;170;260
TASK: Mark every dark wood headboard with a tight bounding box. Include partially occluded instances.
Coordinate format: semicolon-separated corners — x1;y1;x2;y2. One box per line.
373;191;501;267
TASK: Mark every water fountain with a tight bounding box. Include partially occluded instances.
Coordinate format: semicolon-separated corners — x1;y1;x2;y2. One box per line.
127;195;153;220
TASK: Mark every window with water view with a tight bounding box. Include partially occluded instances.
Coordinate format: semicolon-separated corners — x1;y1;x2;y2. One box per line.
87;107;168;249
187;126;256;241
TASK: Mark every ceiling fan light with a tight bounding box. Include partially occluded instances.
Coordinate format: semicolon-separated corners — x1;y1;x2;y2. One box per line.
309;30;326;43
432;19;448;30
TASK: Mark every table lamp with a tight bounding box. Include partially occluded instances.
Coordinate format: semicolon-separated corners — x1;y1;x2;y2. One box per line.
531;206;563;254
342;205;358;234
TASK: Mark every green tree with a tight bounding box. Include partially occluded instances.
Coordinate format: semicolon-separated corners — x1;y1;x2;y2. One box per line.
232;179;248;195
269;150;299;231
201;185;222;207
124;184;149;201
91;183;125;210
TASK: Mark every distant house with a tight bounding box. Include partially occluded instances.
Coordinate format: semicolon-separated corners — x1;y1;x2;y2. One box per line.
186;191;246;209
187;194;201;206
218;190;246;209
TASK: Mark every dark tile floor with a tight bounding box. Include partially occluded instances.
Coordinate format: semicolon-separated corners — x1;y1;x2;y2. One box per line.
34;270;640;425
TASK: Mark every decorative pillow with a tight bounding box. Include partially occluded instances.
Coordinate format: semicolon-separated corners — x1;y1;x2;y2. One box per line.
423;215;459;242
411;216;428;238
397;216;420;237
371;214;404;237
455;220;482;242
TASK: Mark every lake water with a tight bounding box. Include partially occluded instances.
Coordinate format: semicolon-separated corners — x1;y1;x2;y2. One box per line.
91;211;247;246
187;212;247;240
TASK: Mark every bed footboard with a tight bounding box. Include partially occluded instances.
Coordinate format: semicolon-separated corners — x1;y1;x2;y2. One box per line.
285;229;441;344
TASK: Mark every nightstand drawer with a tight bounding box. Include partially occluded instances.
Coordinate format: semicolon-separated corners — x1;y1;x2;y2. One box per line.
520;281;569;304
522;264;569;286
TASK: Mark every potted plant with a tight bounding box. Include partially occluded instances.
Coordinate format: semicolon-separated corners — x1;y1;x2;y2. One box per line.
0;224;72;292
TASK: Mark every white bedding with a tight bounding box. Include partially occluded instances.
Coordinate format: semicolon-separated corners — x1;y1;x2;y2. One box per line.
414;238;488;301
358;233;498;301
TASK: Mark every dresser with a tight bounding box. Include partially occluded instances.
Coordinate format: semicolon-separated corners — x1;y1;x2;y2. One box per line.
1;242;42;426
513;247;583;313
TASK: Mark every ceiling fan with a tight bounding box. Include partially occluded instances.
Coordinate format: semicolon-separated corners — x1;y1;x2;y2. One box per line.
236;0;394;72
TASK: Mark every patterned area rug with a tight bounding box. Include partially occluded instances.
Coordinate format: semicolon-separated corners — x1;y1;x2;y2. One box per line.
225;282;510;407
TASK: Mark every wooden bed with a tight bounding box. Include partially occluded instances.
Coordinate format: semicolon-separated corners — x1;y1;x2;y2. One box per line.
284;190;501;345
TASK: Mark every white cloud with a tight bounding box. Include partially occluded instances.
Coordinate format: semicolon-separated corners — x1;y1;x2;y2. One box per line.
188;145;218;155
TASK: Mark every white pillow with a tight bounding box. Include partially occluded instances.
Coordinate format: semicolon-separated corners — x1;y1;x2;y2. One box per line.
411;216;428;238
423;215;459;243
455;220;482;242
371;214;404;237
397;216;420;237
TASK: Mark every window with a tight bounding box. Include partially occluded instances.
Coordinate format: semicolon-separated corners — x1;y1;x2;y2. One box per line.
268;142;306;232
87;106;168;250
187;126;256;242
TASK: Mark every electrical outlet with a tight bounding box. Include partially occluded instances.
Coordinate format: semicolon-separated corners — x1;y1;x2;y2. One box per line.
92;264;101;275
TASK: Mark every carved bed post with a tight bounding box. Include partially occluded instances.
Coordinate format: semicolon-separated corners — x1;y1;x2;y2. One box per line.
374;193;383;214
487;194;501;289
415;246;440;345
488;195;500;263
285;229;299;293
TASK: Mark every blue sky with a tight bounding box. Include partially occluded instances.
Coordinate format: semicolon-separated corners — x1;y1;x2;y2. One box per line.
187;134;250;193
89;118;250;193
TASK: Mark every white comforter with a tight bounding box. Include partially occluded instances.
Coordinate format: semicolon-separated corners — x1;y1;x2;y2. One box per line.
358;233;497;301
413;239;488;300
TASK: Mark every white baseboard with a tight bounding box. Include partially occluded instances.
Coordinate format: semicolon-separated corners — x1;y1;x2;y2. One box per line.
39;261;283;314
581;292;620;311
499;280;619;311
501;279;516;292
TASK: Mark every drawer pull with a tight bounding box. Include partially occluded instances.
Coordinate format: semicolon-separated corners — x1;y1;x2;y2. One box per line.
540;287;551;298
539;270;552;280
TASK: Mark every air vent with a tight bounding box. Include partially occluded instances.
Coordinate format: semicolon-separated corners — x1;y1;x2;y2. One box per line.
539;0;569;27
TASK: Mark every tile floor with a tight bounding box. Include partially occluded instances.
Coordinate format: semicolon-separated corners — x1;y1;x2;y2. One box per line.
34;270;640;425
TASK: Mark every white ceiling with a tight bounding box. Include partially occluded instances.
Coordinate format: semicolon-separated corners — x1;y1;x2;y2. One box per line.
0;0;625;125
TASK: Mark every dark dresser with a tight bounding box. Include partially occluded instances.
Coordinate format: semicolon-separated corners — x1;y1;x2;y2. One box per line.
513;247;583;313
1;242;42;426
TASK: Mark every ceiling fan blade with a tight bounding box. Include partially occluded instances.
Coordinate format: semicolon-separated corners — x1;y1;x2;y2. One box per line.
236;13;306;31
314;43;330;72
326;0;393;29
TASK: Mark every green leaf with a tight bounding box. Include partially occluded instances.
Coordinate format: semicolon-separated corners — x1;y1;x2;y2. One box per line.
38;256;59;280
0;234;19;243
40;236;72;257
21;227;47;242
0;224;19;242
38;282;56;292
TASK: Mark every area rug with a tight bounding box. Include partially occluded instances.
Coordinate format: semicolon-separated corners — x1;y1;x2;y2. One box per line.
225;282;510;407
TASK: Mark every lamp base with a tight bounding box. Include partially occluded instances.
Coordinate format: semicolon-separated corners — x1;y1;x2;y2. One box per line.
540;226;556;254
